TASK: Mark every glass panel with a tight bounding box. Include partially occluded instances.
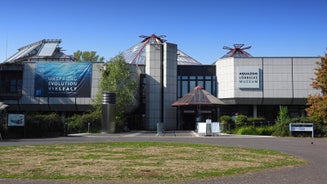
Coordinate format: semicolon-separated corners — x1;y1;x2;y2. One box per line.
189;76;196;80
10;80;17;85
190;81;196;90
197;76;204;80
213;81;217;96
182;76;188;80
205;76;212;80
205;81;212;94
197;80;204;88
182;81;188;96
10;86;16;93
0;80;4;93
177;80;181;97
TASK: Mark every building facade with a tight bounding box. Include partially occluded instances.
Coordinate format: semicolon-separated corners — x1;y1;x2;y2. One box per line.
216;57;320;120
0;37;321;131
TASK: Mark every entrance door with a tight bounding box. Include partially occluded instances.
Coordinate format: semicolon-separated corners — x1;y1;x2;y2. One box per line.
182;113;196;130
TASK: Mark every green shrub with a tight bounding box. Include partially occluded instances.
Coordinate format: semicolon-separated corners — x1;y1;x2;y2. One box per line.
314;124;327;137
235;114;247;127
256;126;275;135
220;115;234;132
220;115;232;123
236;126;258;135
67;111;101;134
247;117;266;124
235;126;275;136
25;113;62;137
290;116;313;123
272;106;290;137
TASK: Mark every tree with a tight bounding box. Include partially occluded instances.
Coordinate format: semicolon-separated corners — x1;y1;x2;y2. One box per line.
74;50;105;62
306;54;327;124
95;55;137;130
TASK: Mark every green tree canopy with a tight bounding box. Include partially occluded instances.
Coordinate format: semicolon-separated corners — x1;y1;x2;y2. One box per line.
74;50;105;62
95;55;137;127
306;54;327;124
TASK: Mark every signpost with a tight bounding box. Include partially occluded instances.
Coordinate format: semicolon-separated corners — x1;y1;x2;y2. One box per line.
289;123;314;138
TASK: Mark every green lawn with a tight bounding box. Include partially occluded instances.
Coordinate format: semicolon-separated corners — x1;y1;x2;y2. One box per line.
0;142;305;182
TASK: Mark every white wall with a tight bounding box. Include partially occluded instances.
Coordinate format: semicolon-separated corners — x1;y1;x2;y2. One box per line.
145;44;163;129
216;57;321;105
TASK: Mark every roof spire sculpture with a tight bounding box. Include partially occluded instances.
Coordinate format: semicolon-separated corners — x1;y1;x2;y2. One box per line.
127;34;166;64
121;34;202;65
139;34;166;44
221;44;252;58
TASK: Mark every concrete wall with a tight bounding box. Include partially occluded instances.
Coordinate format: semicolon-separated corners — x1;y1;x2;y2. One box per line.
145;44;163;129
145;43;178;130
216;57;321;105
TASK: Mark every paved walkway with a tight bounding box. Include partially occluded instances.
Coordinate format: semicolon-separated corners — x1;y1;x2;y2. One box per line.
0;131;326;184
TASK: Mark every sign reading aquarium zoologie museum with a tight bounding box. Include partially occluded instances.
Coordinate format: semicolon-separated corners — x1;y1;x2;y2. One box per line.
237;67;260;89
35;62;92;97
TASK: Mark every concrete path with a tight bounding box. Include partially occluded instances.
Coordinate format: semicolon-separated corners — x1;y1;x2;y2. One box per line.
0;131;326;184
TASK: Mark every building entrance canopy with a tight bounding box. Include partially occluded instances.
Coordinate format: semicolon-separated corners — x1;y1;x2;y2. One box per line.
172;85;224;107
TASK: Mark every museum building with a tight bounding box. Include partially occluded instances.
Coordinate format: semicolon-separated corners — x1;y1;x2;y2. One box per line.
0;35;321;130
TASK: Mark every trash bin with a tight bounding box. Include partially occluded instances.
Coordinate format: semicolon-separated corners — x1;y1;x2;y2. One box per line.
206;123;212;136
206;119;212;136
102;92;116;133
157;122;164;136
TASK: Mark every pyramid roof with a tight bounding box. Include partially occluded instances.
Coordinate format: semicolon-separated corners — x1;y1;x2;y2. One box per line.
172;85;224;107
121;34;201;65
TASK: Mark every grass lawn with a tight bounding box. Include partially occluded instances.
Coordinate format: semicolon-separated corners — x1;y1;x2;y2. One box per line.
0;142;305;182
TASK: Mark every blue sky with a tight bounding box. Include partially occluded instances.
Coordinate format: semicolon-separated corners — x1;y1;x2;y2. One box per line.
0;0;326;64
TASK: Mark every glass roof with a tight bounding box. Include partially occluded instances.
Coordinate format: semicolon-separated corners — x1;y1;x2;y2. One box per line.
3;39;74;63
121;34;202;65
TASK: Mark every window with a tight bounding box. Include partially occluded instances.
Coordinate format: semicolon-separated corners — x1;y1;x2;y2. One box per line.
0;71;23;96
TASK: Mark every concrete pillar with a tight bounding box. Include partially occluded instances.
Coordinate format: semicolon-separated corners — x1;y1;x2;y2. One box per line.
145;44;163;129
145;42;178;130
253;105;257;118
163;42;177;130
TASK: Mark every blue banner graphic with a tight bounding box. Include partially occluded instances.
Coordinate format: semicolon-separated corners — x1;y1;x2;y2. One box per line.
35;62;92;97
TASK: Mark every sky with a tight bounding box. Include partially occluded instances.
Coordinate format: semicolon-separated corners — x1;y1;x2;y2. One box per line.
0;0;326;64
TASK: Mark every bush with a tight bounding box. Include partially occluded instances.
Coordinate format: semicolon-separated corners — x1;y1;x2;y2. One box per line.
235;114;247;127
220;115;232;123
247;117;266;126
220;115;234;133
67;111;101;134
272;106;290;137
235;126;275;136
256;126;275;135
0;118;6;137
290;116;313;123
314;124;327;137
236;126;258;135
25;113;62;137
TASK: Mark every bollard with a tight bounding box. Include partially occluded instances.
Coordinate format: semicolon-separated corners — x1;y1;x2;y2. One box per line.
102;92;116;133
